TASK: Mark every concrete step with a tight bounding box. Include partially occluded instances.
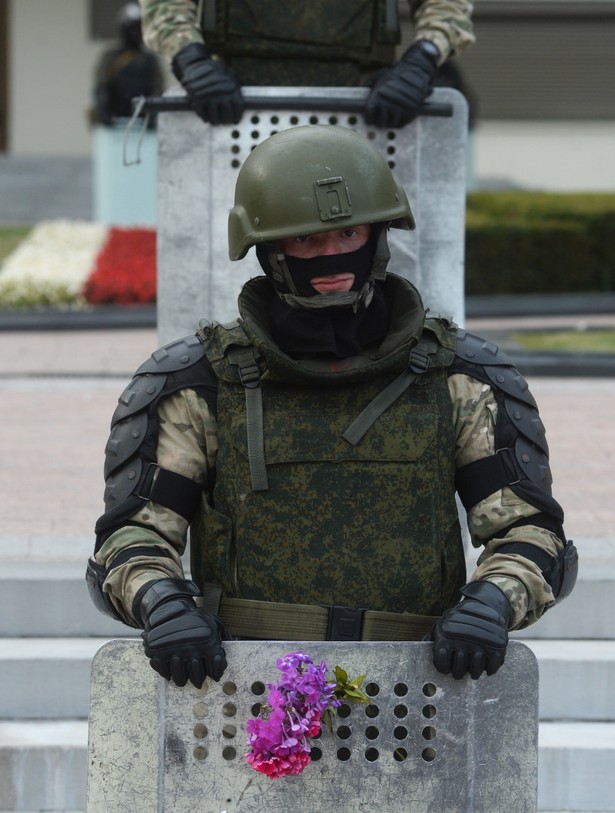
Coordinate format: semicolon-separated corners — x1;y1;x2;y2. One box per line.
0;639;109;719
524;640;615;721
0;561;139;639
0;720;87;812
538;722;615;812
1;638;613;722
0;720;613;812
3;537;614;639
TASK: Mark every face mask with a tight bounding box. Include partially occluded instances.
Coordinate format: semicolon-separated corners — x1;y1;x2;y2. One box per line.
256;235;376;297
282;240;375;297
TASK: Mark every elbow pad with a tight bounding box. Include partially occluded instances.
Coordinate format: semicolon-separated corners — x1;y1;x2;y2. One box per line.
86;556;126;622
86;544;178;624
496;538;578;604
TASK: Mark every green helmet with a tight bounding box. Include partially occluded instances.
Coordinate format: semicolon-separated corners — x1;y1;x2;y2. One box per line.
228;124;415;261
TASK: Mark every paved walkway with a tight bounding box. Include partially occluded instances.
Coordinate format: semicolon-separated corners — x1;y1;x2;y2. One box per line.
1;325;613;565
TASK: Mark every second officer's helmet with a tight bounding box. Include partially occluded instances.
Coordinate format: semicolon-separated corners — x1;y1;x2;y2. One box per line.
117;2;141;26
228;125;415;262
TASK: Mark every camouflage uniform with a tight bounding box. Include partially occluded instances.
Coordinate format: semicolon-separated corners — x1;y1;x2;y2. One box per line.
94;274;563;634
138;0;475;80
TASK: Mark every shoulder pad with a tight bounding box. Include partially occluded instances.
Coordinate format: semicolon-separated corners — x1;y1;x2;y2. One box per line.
97;336;217;538
453;329;537;409
455;329;512;367
503;398;549;457
112;373;167;427
104;411;148;479
453;329;559;515
111;334;207;426
103;458;145;510
135;333;205;375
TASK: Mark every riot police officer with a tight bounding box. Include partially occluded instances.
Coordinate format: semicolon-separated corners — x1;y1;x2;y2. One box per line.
87;125;577;689
137;0;475;125
91;2;165;126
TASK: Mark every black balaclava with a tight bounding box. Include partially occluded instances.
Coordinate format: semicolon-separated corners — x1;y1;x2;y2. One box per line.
255;226;391;358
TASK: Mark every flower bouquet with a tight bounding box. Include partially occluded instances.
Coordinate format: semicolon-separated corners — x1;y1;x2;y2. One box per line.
245;650;368;779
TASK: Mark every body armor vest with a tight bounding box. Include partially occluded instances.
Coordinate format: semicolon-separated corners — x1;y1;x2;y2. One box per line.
199;0;400;85
194;278;465;618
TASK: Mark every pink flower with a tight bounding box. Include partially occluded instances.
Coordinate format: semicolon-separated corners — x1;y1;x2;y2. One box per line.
245;748;312;778
306;711;322;739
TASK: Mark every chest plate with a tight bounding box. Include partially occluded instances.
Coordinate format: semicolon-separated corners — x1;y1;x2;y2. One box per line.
197;320;465;616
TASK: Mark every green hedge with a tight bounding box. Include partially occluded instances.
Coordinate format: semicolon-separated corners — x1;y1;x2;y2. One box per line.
465;192;615;295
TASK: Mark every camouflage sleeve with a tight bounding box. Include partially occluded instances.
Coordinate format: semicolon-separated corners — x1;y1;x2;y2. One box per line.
408;0;475;62
139;0;203;64
449;373;564;629
96;388;218;625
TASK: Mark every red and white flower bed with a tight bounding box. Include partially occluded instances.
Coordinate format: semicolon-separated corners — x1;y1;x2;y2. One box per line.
0;220;157;309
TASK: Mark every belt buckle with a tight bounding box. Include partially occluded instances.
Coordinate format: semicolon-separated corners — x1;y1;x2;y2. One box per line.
323;604;364;641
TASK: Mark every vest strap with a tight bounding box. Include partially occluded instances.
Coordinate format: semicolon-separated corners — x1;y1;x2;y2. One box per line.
228;347;269;491
214;596;438;641
342;336;438;446
342;368;418;446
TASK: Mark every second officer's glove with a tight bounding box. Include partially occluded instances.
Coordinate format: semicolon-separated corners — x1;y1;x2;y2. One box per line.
365;39;440;128
430;581;514;680
136;577;228;688
172;42;244;125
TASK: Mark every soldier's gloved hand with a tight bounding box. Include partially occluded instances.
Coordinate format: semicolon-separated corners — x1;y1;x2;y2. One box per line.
136;578;228;688
430;581;514;680
172;42;244;125
365;40;440;128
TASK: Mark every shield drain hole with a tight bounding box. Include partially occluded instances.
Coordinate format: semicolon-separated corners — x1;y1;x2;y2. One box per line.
386;130;397;169
421;690;438;762
192;688;240;762
229;115;393;167
192;679;436;764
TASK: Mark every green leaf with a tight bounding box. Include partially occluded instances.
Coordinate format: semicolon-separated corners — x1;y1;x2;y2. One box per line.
322;708;335;735
332;665;370;706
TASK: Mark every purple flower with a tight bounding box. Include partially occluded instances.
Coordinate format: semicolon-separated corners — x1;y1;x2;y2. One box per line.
245;650;364;779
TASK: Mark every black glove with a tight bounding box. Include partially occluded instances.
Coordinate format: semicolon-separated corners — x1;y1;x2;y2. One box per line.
364;40;440;128
136;578;228;688
172;42;244;125
430;581;514;680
